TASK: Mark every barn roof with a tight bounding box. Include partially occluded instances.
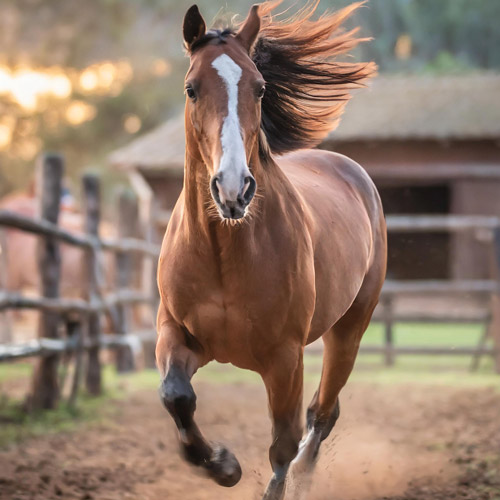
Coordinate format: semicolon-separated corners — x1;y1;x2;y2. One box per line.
109;74;500;172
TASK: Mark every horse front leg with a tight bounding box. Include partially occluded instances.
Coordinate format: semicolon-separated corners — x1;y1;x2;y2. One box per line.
261;345;304;500
155;312;242;487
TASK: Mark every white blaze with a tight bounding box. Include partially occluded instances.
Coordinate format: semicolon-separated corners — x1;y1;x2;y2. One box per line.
211;54;249;203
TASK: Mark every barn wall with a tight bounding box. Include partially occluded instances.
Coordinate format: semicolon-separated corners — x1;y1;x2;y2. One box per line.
451;180;500;279
325;139;500;170
143;172;183;212
321;139;500;280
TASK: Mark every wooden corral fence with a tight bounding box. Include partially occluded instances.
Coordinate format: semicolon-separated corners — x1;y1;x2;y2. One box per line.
0;153;160;409
363;215;500;372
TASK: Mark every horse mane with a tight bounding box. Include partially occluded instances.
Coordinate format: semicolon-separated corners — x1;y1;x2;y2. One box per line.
247;0;376;155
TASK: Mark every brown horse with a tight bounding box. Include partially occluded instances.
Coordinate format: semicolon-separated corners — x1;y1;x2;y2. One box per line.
155;2;387;499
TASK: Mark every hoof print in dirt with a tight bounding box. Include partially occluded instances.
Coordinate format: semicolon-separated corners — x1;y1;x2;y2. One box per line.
207;445;242;487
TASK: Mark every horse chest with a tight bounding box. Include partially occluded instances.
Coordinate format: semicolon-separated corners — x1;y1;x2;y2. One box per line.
167;262;309;366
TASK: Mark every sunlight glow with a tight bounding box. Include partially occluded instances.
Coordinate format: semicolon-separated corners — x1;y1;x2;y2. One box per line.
151;58;171;77
0;123;12;150
0;66;72;111
78;60;134;94
123;114;142;134
65;101;97;125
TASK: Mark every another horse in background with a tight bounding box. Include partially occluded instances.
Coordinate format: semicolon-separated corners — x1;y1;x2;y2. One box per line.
155;2;386;499
0;189;88;297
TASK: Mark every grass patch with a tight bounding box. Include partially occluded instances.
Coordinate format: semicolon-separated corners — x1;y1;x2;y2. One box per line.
364;321;486;347
0;362;32;384
0;388;122;448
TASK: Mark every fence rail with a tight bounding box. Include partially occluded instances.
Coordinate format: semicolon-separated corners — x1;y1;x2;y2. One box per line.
0;289;154;314
0;330;157;362
0;210;160;256
386;214;500;232
0;153;160;409
376;214;500;371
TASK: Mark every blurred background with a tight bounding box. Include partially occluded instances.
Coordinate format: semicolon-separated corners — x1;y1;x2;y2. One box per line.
1;1;500;500
1;0;499;197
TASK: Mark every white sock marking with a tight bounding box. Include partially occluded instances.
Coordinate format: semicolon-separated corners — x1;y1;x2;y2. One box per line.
211;54;249;202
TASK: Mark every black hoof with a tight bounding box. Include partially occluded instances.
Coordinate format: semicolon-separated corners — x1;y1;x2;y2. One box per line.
206;445;242;487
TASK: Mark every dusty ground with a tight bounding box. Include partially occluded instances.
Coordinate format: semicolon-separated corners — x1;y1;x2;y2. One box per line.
0;378;499;500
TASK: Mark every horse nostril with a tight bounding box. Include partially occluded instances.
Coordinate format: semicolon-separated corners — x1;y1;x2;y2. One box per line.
210;175;222;205
242;176;256;204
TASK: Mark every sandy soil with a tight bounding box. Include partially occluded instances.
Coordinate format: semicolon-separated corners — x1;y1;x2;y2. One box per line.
0;380;499;500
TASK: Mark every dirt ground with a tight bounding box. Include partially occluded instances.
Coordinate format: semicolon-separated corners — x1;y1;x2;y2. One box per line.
0;379;499;500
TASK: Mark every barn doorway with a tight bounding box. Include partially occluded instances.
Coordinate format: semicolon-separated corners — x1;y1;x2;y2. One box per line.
377;184;451;280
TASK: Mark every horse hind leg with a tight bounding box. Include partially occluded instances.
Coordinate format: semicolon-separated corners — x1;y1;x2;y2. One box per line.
156;316;242;487
287;295;378;497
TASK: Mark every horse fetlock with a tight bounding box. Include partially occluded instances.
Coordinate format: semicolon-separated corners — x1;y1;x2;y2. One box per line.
262;470;287;500
180;439;211;466
306;399;340;442
206;444;242;487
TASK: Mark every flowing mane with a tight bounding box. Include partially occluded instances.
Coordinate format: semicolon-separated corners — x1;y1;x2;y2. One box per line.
247;0;376;155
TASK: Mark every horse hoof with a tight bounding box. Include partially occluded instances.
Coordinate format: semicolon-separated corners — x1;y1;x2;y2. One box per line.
207;444;242;487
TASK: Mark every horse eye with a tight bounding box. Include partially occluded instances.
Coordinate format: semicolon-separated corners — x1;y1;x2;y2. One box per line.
258;86;266;99
185;86;196;100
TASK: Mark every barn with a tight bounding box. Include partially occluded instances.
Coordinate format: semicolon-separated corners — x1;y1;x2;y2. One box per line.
109;74;500;281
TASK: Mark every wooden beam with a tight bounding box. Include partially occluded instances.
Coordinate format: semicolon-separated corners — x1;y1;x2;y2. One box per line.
0;330;157;362
0;210;160;256
491;228;500;373
115;189;139;372
382;279;499;295
0;289;154;313
82;173;102;396
386;215;500;233
367;163;500;181
30;153;63;410
0;228;12;343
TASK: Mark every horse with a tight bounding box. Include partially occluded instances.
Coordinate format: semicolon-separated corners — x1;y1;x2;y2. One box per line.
0;190;86;296
155;2;387;499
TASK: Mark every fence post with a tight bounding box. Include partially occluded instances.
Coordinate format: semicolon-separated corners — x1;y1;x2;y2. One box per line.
491;228;500;373
30;153;63;410
83;173;102;395
0;228;12;343
115;188;138;372
67;319;84;408
383;296;395;366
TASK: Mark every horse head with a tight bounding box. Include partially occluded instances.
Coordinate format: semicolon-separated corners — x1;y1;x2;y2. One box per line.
182;5;264;221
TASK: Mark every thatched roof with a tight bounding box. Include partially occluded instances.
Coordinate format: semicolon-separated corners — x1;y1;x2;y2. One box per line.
110;115;186;173
109;74;500;172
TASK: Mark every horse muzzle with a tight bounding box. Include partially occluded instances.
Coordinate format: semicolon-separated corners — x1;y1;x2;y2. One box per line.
210;173;256;220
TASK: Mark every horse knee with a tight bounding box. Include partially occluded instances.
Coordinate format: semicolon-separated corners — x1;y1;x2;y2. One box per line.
160;364;196;426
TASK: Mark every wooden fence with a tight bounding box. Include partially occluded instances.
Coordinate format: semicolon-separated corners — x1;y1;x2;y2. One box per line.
365;214;500;372
0;153;159;409
2;155;500;411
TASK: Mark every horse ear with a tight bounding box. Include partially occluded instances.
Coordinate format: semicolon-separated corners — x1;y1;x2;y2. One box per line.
183;5;206;51
236;4;261;53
